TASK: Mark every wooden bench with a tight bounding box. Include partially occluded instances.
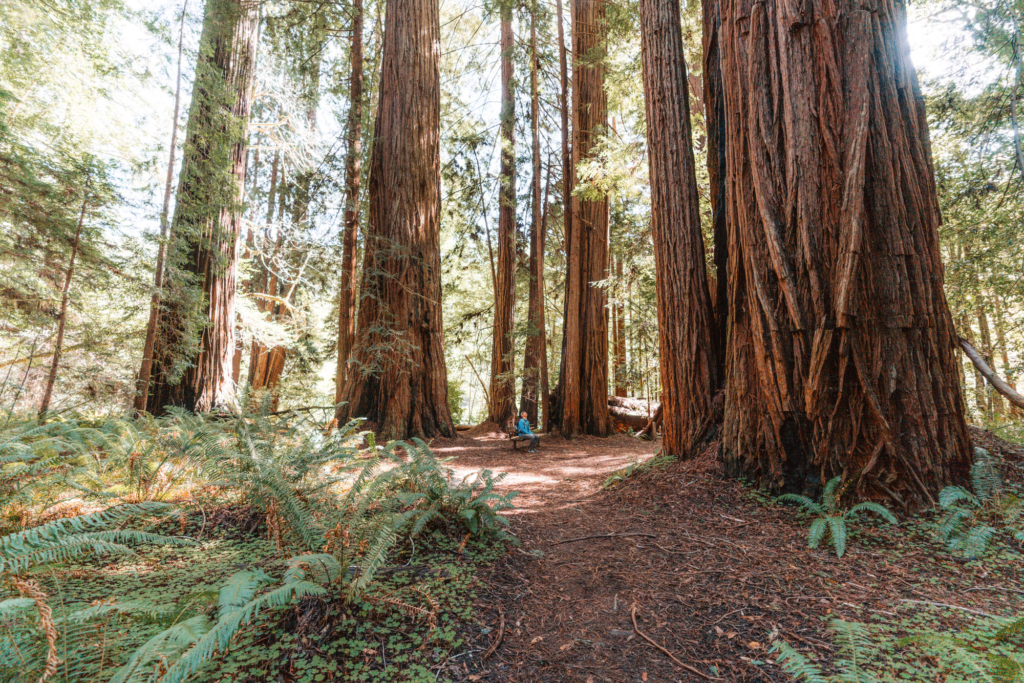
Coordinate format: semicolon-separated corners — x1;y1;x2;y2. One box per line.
509;434;540;451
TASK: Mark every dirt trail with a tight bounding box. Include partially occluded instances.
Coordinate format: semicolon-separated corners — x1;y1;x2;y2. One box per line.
432;430;1023;683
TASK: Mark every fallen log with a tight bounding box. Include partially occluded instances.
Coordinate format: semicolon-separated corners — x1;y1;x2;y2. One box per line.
959;338;1024;411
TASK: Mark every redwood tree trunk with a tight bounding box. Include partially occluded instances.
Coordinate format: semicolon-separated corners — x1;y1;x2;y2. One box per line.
521;5;546;427
719;0;971;504
336;0;454;440
702;0;728;371
550;0;572;429
640;0;720;458
488;5;517;427
335;0;364;404
557;0;611;437
147;0;259;415
136;1;188;416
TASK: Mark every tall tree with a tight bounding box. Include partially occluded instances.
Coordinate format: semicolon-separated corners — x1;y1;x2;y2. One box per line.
521;1;548;427
612;256;627;398
135;0;189;415
335;0;365;403
556;0;611;437
336;0;454;439
702;0;728;369
718;0;971;504
488;3;517;428
639;0;720;457
146;0;260;414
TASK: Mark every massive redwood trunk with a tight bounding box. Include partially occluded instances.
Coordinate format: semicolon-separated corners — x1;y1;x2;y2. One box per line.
488;5;517;427
335;0;364;403
521;6;547;428
336;0;454;440
639;0;719;457
719;0;971;504
147;0;259;415
556;0;611;438
612;256;627;398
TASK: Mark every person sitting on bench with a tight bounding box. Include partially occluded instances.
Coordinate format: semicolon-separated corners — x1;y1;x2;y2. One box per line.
517;411;539;453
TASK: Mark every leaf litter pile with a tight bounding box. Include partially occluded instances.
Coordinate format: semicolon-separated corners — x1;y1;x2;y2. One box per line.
436;429;1024;682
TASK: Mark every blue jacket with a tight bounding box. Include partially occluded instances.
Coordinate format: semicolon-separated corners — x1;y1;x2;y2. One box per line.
517;418;533;435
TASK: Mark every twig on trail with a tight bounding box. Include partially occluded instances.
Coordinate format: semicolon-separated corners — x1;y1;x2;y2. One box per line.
899;598;999;618
484;605;504;660
548;532;656;546
631;603;719;681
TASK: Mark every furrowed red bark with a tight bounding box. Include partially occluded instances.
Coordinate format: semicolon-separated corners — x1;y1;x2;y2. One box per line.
718;0;971;505
557;0;611;438
147;0;260;415
335;0;364;404
550;0;572;429
488;4;517;428
521;4;546;427
639;0;720;458
702;0;728;371
336;0;454;440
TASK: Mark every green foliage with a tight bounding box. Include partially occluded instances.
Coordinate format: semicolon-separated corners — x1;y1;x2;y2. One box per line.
777;477;897;558
772;619;888;683
936;448;1024;559
393;439;517;540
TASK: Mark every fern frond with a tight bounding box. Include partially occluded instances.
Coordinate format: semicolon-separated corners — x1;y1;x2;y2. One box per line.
777;494;822;515
770;640;829;683
847;502;897;525
940;486;979;510
826;516;848;558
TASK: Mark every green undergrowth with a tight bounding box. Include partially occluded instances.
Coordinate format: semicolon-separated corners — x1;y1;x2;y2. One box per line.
0;409;516;683
4;513;502;683
745;448;1024;681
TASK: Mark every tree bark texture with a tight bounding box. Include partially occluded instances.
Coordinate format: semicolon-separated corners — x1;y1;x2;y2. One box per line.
551;0;572;429
136;0;188;416
640;0;720;458
521;5;547;427
488;7;518;427
718;0;971;504
558;0;611;438
702;0;729;372
336;0;454;440
147;0;259;415
335;0;364;404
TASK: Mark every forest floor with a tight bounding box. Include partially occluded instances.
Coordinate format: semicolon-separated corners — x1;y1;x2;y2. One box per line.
434;426;1024;683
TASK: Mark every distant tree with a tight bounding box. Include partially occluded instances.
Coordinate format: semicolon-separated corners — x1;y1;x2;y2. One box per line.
335;0;365;402
336;0;455;440
639;0;719;457
146;0;260;414
488;2;518;428
555;0;612;438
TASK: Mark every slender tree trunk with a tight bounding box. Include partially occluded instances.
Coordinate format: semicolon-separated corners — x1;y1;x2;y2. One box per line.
612;256;627;397
147;0;260;415
702;0;728;371
551;0;572;427
335;0;365;405
1010;7;1024;182
135;0;188;416
521;3;546;427
994;295;1019;416
39;197;87;420
641;0;719;457
718;0;971;505
337;0;454;440
557;0;611;437
232;145;259;385
488;4;518;428
977;296;1002;416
